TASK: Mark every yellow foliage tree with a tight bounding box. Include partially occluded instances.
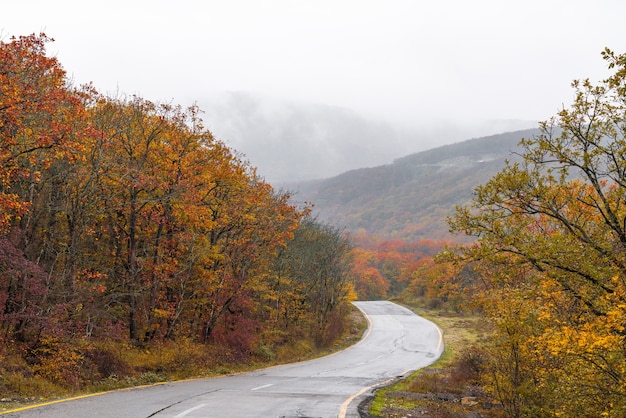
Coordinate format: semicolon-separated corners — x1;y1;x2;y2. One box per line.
449;49;626;417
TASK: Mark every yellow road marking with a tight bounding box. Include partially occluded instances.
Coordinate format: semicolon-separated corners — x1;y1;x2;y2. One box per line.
0;382;169;416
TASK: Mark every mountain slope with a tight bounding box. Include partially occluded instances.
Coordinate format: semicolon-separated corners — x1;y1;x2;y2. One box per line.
294;128;540;241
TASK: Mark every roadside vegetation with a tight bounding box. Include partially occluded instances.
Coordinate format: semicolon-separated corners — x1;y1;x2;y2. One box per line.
0;303;367;411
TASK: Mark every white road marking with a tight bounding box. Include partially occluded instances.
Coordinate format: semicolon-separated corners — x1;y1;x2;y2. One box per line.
250;383;274;391
174;403;206;417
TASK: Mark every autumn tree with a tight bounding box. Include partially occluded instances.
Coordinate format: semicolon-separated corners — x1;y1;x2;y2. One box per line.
0;233;49;342
351;247;389;300
403;257;464;310
267;217;355;345
0;34;96;343
84;96;174;342
0;34;63;230
191;168;302;347
449;49;626;416
349;236;448;300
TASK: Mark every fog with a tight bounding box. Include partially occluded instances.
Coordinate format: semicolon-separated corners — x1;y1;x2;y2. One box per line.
4;0;626;181
200;91;538;182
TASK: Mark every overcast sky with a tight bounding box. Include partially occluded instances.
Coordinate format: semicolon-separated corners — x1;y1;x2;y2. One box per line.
4;0;626;127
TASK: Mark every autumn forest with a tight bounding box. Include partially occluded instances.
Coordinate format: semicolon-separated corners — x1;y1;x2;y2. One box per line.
0;34;365;395
4;33;626;417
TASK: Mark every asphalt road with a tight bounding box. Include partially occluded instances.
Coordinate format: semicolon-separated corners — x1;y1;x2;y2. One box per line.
4;301;443;418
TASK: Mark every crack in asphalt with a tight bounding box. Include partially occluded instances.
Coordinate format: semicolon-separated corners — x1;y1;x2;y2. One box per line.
145;389;220;417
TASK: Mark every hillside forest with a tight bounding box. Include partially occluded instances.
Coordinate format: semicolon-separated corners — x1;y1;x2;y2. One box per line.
296;128;536;242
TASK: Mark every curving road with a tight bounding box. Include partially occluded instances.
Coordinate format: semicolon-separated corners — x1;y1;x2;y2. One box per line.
3;301;443;418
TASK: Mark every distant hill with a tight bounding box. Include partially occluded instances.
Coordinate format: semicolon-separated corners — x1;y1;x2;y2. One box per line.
199;92;538;183
292;128;541;242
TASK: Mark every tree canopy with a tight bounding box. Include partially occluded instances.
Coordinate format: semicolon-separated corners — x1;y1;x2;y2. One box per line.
449;49;626;416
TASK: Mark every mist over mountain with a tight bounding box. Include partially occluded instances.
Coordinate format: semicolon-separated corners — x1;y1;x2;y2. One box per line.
291;129;541;242
199;92;538;183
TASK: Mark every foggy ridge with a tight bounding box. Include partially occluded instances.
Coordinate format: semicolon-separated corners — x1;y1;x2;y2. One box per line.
200;92;538;183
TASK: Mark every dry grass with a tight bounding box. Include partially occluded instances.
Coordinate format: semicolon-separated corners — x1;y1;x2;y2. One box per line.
365;299;503;417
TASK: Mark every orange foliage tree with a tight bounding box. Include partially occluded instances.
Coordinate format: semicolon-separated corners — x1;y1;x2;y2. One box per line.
351;247;389;300
350;234;449;300
0;34;91;231
0;34;95;341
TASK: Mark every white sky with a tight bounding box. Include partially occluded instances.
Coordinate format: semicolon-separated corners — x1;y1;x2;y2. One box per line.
4;0;626;126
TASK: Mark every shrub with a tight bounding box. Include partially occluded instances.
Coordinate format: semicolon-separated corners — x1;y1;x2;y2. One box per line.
84;343;130;380
450;345;486;386
31;335;84;390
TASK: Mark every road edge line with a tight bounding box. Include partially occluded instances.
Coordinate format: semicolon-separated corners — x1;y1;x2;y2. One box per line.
0;382;169;416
